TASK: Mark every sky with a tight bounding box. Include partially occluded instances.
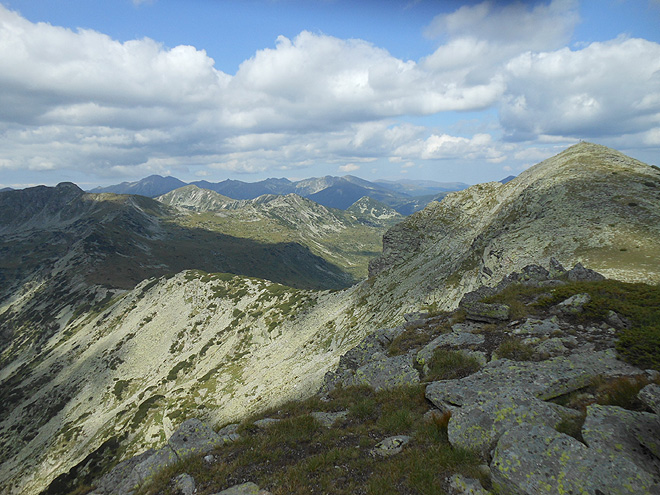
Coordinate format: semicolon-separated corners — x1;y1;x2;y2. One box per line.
0;0;659;189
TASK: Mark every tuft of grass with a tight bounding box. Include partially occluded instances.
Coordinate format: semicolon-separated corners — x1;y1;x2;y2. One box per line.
592;375;653;411
388;328;436;356
495;338;535;361
426;349;482;381
134;383;484;495
555;412;586;443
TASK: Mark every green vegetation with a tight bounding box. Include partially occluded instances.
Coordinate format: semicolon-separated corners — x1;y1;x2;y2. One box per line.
134;384;483;495
537;280;660;370
483;279;660;370
425;349;482;381
494;338;535;361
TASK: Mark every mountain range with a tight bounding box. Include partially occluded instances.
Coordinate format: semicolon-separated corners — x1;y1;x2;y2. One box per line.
0;143;659;494
90;175;471;214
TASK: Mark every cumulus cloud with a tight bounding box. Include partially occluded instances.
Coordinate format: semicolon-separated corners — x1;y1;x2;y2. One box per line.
0;1;658;185
500;36;660;140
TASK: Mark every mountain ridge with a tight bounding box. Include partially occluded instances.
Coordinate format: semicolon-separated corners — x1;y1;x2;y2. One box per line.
0;142;658;494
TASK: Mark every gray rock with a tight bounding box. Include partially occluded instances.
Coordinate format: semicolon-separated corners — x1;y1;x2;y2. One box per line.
448;474;491;495
464;302;510;323
349;353;420;391
491;424;660;494
534;338;568;358
519;264;550;283
513;317;560;336
606;310;630;329
639;383;660;415
548;257;567;278
133;446;178;484
92;448;155;495
169;418;223;458
217;423;241;444
552;293;591;314
173;473;195;495
566;262;605;282
426;349;641;408
212;482;272;494
416;331;485;368
447;393;566;456
582;404;660;475
310;410;348;427
253;418;281;429
404;312;429;322
370;435;411;457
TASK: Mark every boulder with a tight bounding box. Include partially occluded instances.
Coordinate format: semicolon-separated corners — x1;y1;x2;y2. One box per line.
582;404;660;474
310;410;348;428
512;317;560;336
639;383;660;415
416;331;485;368
566;262;605;282
463;302;510;323
448;474;491;495
350;353;420;391
491;424;660;494
168;418;223;458
426;349;641;408
552;293;591;314
447;393;569;456
370;435;411;457
132;446;178;485
173;473;196;495
91;448;155;495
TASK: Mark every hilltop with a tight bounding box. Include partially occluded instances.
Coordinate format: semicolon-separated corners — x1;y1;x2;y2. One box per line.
0;143;658;494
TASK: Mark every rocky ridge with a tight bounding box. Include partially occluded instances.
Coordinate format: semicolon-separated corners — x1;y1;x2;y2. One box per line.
86;261;660;494
367;142;660;315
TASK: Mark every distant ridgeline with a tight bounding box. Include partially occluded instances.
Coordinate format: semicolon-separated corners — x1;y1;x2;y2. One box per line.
90;174;472;215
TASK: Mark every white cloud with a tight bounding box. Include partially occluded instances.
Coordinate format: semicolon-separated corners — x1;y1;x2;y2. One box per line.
339;163;360;172
0;1;658;185
500;36;660;140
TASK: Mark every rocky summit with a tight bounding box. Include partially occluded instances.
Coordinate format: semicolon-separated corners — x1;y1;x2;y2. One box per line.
0;143;659;494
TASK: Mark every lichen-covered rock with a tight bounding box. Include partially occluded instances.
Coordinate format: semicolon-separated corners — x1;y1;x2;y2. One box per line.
168;418;223;458
463;302;510;323
132;446;178;485
534;337;568;358
448;474;491;495
582;404;660;475
639;383;660;415
173;473;195;495
416;331;485;368
217;423;241;444
552;293;591;314
426;350;641;408
447;394;567;456
512;317;560;336
370;435;411;457
349;353;420;391
310;410;348;427
491;424;660;494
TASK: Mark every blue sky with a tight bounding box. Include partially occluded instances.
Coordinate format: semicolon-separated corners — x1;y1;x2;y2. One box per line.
0;0;659;188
